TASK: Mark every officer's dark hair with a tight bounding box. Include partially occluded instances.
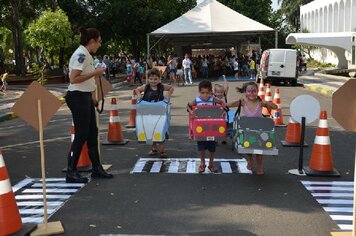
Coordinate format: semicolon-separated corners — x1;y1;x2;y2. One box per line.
78;27;100;46
198;79;212;91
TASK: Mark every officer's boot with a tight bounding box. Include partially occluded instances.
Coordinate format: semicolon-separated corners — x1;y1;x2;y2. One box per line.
88;147;113;179
66;151;89;183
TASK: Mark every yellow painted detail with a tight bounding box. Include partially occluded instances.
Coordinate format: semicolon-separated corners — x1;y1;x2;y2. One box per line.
218;126;225;133
243;141;250;148
154;132;162;140
196;126;203;133
138;133;146;141
266;142;272;148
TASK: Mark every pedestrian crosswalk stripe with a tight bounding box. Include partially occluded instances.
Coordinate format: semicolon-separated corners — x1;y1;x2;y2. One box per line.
301;180;354;230
13;178;85;224
131;158;252;174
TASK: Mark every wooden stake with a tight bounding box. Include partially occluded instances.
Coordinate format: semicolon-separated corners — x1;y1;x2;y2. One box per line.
30;99;64;236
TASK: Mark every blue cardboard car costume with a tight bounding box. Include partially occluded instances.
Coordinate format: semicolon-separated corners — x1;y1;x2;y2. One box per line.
136;99;170;144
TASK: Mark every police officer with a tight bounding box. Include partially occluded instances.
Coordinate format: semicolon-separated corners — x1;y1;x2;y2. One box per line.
65;27;113;183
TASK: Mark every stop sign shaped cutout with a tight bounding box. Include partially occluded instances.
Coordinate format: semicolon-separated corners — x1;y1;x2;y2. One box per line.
332;79;356;131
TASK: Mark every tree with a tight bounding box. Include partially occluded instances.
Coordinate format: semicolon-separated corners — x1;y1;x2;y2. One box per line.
25;9;72;67
278;0;313;32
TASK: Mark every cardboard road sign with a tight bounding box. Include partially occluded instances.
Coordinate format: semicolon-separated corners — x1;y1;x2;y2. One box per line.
332;79;356;132
11;81;62;130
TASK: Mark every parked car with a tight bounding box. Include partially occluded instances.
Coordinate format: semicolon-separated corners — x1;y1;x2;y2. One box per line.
257;49;298;86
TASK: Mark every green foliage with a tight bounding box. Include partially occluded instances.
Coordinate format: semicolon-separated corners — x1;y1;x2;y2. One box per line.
25;9;72;58
0;27;13;63
278;0;313;31
31;62;47;85
307;58;335;69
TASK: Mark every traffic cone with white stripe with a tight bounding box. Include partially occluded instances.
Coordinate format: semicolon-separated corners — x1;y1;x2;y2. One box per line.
258;79;265;100
0;149;22;235
305;111;339;176
262;83;272;117
271;88;285;126
65;121;92;172
281;117;308;147
102;98;128;145
125;90;137;128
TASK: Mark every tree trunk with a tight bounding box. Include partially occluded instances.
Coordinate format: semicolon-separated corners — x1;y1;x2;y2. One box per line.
10;0;26;76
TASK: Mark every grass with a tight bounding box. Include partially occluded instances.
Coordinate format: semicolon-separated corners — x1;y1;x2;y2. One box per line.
307;58;335;69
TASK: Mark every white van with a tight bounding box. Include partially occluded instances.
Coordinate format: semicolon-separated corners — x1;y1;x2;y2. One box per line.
258;49;298;86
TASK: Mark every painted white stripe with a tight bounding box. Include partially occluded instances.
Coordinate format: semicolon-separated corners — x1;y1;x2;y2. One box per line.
339;224;353;230
17;201;63;207
15;194;71;200
317;199;353;204
0;179;12;195
312;192;354;197
131;104;136;109
39;178;66;182
32;183;84;188
220;162;232;173
186;160;196;173
330;215;353;221
137;158;246;162
306;186;353;191
12;178;34;193
323;207;353;212
111;104;117;110
302;181;354;186
131;160;146;173
23;188;77;193
318;119;328;128
150;161;162;173
0;154;4;167
21;217;44;224
19;208;56;214
168;161;179;173
110;116;121;123
237;161;253;174
71;134;75;141
314;136;330;145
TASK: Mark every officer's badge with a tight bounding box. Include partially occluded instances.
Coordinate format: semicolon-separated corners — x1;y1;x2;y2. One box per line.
78;53;86;63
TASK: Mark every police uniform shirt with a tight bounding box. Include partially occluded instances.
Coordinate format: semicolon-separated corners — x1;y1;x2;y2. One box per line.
68;45;96;92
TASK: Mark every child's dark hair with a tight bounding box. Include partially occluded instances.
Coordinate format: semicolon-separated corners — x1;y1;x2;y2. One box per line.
199;79;212;91
147;68;161;78
78;27;100;46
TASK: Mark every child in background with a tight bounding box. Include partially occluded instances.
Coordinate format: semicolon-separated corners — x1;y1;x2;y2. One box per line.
214;75;229;144
187;80;225;173
226;81;277;175
214;74;229;102
0;71;9;92
134;68;174;158
249;57;256;80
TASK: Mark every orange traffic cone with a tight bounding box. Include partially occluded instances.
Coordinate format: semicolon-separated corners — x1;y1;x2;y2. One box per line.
271;88;285;126
102;98;128;145
305;111;339;176
126;90;137;128
281;117;308;147
0;149;22;235
262;83;272;117
65;121;91;172
257;79;265;100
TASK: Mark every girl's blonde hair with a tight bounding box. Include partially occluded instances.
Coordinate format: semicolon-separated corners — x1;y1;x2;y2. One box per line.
214;84;224;92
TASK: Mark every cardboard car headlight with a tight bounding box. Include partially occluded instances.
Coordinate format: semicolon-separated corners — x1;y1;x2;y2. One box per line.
136;100;170;144
189;105;226;141
233;116;278;155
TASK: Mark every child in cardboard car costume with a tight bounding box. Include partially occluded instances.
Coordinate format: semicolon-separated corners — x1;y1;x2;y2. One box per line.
226;81;278;175
134;68;174;158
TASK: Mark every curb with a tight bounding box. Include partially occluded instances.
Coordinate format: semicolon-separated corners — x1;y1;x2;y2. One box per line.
314;72;350;81
303;84;335;96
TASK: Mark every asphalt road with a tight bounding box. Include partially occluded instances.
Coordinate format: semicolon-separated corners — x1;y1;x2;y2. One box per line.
1;77;355;236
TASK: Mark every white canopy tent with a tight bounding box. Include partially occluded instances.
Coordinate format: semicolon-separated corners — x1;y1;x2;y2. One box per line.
147;0;275;55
